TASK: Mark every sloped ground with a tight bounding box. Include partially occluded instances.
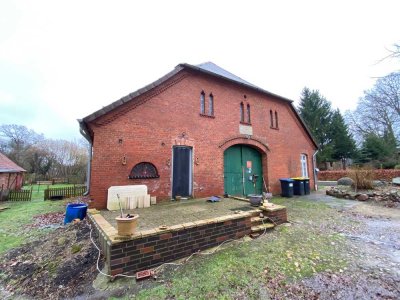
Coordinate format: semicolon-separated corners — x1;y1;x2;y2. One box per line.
0;217;102;299
0;192;399;299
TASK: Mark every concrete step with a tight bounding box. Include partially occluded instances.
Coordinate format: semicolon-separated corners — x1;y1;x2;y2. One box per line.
251;223;275;233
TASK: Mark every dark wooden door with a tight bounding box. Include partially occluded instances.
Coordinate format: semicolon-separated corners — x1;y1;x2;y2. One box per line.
172;146;192;198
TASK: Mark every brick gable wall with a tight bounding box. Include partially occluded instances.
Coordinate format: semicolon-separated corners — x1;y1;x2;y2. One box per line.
88;70;316;209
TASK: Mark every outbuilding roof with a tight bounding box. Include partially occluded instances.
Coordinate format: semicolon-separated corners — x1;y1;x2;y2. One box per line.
78;62;318;148
0;153;26;173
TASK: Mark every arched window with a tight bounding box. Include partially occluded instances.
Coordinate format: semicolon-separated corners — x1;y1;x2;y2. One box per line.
270;110;273;127
275;111;279;128
247;104;251;124
200;91;205;114
209;93;214;116
240;102;244;122
129;162;159;179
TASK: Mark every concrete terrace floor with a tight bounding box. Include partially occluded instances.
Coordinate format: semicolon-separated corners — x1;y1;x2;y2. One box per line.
100;197;258;231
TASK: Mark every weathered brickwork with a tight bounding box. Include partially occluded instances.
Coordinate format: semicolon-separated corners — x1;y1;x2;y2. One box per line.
86;68;317;209
108;216;252;276
262;208;288;225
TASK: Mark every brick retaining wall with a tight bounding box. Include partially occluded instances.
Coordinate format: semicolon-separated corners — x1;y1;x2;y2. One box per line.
88;204;287;277
109;215;252;275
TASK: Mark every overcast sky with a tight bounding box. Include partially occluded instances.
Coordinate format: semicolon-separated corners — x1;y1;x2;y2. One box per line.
0;0;399;140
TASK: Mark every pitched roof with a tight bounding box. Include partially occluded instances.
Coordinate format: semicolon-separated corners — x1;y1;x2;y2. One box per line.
0;153;26;173
78;62;318;148
180;62;293;103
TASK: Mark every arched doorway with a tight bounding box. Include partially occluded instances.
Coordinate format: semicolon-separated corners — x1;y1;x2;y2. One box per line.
224;145;263;196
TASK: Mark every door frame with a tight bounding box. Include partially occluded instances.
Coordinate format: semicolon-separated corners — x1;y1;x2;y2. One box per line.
171;146;193;198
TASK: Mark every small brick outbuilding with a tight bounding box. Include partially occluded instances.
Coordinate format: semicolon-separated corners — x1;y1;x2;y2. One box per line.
0;152;26;191
79;62;318;209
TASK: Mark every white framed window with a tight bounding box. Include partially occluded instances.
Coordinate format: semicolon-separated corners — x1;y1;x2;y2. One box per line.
300;154;308;177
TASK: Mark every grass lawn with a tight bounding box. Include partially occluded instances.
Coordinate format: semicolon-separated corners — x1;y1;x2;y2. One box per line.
129;197;354;299
0;184;78;254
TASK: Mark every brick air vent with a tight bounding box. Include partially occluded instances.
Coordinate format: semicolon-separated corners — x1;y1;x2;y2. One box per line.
129;162;159;179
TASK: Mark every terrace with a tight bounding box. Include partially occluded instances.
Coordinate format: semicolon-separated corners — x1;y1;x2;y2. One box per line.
88;197;287;277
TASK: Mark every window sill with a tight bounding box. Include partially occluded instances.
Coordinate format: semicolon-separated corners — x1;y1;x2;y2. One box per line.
240;121;252;126
270;126;279;130
200;113;215;118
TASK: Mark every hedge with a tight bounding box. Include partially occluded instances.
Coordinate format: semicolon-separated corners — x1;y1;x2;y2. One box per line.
318;170;400;181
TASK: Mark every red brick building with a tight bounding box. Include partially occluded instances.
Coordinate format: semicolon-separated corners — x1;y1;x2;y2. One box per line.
0;152;26;191
79;62;318;209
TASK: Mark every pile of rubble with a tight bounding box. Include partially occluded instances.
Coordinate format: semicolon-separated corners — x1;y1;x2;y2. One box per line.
326;186;400;207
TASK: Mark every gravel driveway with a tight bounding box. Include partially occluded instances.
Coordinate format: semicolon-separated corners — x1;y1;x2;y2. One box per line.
290;191;400;299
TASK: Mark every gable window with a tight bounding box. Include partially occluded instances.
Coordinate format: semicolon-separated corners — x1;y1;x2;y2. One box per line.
270;110;274;127
200;91;215;118
240;102;244;122
200;91;205;114
209;93;214;116
247;104;251;124
270;110;279;129
300;154;308;177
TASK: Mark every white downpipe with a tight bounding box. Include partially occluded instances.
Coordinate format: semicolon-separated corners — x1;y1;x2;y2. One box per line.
312;150;319;191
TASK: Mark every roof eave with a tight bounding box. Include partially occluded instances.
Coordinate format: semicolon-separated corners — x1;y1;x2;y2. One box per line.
80;66;185;125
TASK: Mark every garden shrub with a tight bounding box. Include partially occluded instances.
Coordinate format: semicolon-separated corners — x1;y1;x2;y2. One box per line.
348;168;374;191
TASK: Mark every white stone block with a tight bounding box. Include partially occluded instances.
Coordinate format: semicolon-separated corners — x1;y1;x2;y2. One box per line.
137;195;144;208
144;195;151;208
107;185;147;211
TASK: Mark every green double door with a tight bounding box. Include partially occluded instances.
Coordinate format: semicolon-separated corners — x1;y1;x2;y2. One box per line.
224;145;263;196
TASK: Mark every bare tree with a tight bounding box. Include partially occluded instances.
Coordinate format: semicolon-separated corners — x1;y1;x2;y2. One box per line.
346;72;400;143
44;138;88;182
0;124;44;167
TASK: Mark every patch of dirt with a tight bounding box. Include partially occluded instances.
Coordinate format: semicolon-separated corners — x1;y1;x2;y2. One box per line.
282;271;400;300
283;196;399;299
26;212;65;229
0;220;103;300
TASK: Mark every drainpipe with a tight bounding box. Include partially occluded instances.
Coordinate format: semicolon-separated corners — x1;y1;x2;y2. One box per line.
312;150;319;191
84;143;92;196
78;120;92;196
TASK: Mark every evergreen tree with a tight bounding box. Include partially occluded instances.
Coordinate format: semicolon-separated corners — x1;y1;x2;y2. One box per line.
361;133;389;161
298;88;333;164
330;109;357;167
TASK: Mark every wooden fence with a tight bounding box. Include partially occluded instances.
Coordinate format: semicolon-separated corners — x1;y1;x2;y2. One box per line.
44;185;86;200
7;188;33;201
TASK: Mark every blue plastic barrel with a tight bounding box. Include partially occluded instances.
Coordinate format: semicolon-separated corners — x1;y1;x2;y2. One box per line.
64;203;88;224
